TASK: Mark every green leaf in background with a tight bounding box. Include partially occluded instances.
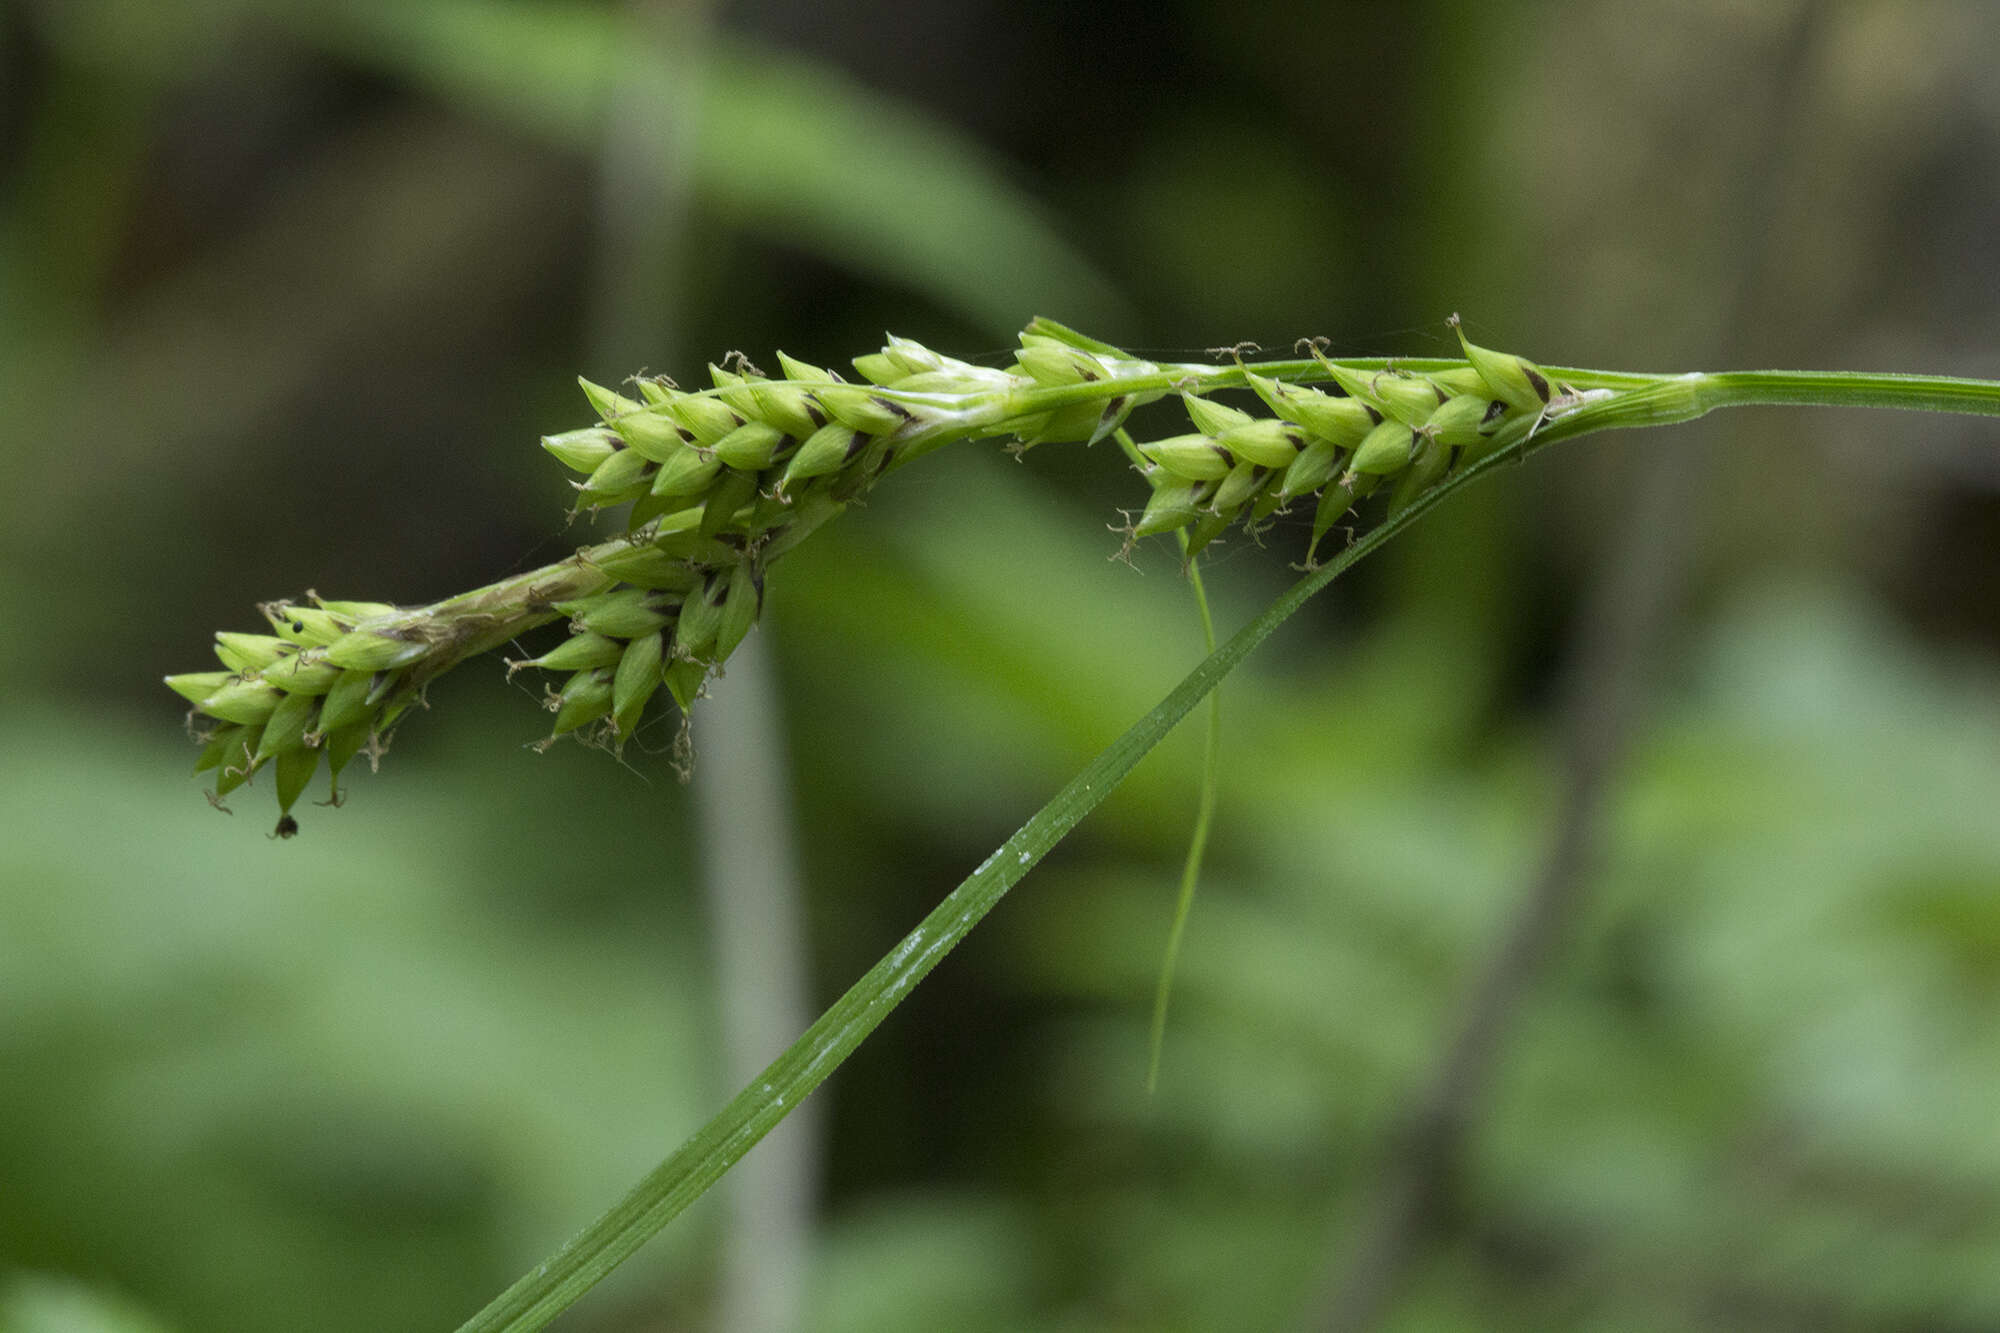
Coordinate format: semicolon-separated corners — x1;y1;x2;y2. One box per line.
0;1271;175;1333
0;701;719;1333
273;0;1127;331
1007;581;2000;1329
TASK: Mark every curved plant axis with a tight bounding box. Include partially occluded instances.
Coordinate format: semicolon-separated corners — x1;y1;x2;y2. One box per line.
165;316;1614;835
163;317;2000;1329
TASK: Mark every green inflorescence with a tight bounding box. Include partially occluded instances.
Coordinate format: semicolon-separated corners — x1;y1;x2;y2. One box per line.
167;317;1571;834
1122;316;1569;562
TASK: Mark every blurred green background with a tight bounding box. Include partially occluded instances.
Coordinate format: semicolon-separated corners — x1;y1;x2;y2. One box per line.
5;1;2000;1329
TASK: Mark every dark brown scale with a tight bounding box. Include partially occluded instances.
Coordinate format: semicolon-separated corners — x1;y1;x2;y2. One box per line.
873;395;912;420
1524;366;1551;402
804;399;828;428
841;431;869;462
1481;399;1509;425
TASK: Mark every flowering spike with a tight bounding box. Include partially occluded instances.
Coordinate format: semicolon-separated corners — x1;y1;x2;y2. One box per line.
173;317;1593;826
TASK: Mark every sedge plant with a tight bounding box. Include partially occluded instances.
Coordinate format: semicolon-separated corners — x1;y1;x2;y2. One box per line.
165;316;2000;1330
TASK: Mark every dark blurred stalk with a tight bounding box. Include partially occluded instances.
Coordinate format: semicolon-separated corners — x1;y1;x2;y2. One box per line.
586;4;818;1329
1312;6;1829;1328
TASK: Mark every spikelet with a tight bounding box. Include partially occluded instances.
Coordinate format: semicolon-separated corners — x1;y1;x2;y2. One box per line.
172;318;1566;832
1116;322;1564;564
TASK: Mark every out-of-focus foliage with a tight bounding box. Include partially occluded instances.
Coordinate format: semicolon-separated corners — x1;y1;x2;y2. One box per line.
4;0;1999;1329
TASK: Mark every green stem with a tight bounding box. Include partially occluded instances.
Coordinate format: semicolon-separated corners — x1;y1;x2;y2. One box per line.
1147;548;1219;1093
1695;368;2000;415
912;362;2000;434
1104;420;1224;1094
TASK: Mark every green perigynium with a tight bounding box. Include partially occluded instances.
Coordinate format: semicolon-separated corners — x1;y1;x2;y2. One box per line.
164;318;1620;833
